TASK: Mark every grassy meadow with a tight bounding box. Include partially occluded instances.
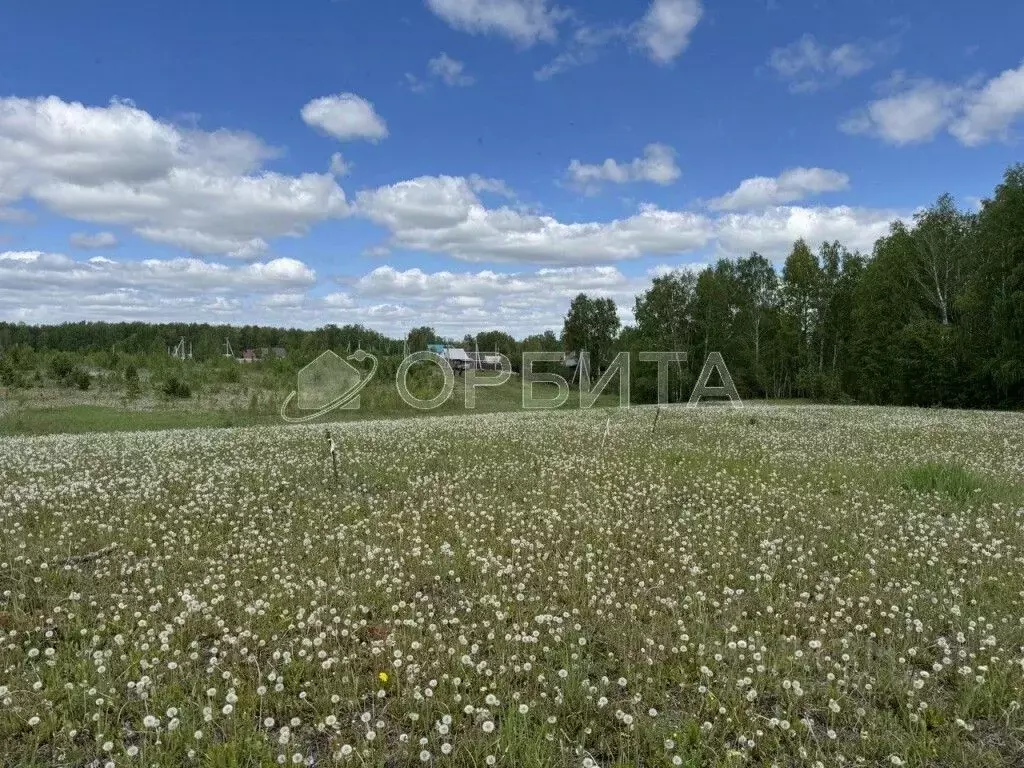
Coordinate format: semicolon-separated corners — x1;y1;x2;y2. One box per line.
2;404;1024;767
0;372;624;438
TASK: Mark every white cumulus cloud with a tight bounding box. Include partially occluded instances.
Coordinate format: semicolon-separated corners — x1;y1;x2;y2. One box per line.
842;61;1024;147
768;34;894;93
0;250;318;324
300;93;389;142
714;205;902;258
329;152;352;177
840;76;964;145
950;59;1024;146
355;174;712;265
428;53;476;87
351;264;655;336
566;143;681;194
424;0;565;45
357;264;631;300
0;95;349;258
708;168;850;211
352;171;906;266
634;0;703;65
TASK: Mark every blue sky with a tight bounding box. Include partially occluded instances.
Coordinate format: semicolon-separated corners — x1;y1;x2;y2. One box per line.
1;0;1022;337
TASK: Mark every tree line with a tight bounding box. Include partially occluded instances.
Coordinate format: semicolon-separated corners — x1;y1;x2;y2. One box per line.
1;165;1021;408
575;164;1024;409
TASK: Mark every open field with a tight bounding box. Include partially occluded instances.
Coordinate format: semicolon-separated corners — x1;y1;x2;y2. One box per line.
2;404;1024;767
0;376;629;438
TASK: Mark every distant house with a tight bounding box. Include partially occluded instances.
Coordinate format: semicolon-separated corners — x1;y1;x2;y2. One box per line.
445;348;472;370
426;345;474;371
468;351;505;370
240;349;258;363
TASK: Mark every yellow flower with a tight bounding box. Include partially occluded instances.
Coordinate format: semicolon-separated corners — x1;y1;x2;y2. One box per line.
378;672;389;684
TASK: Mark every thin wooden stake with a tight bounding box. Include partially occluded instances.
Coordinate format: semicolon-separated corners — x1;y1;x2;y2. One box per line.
652;406;662;435
326;429;339;483
600;416;611;451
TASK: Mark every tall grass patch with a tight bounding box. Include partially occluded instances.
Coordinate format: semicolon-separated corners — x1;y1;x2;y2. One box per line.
898;461;1021;506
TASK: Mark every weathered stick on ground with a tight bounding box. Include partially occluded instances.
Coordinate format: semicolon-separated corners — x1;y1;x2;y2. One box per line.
59;543;118;566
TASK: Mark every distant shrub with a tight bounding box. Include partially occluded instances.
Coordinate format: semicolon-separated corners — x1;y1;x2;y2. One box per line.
48;353;76;382
0;357;20;387
124;365;141;396
71;368;92;391
5;343;35;370
162;375;192;399
816;373;845;403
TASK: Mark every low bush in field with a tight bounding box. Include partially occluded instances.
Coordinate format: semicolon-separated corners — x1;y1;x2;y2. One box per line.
161;375;192;399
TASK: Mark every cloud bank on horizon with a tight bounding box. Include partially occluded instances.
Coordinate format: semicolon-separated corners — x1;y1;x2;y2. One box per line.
1;0;1022;336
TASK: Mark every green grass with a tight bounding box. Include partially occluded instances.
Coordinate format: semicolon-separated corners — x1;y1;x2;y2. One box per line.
898;461;1022;506
0;404;271;436
2;404;1024;766
0;377;624;436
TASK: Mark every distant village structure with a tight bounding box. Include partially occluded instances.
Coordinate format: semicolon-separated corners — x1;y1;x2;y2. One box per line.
165;337;287;364
428;344;471;372
472;352;505;370
168;336;512;370
428;344;505;372
240;347;287;364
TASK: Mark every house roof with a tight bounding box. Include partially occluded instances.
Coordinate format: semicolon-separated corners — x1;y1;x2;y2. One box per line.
445;347;472;362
